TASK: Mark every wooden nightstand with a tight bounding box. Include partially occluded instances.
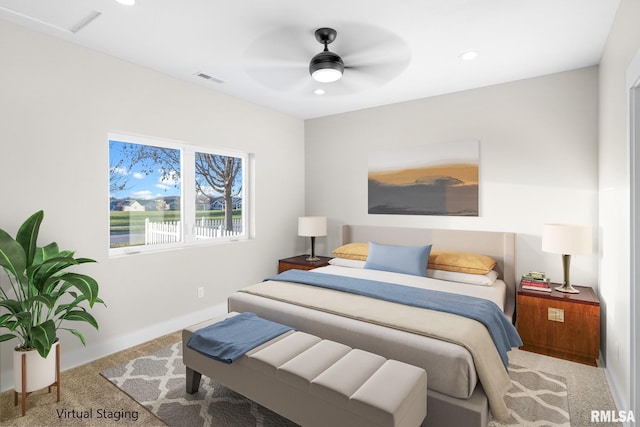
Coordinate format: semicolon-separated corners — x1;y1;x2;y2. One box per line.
278;255;332;273
517;285;600;366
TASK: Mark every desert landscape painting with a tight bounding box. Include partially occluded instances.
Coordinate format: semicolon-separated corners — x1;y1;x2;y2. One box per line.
368;140;479;216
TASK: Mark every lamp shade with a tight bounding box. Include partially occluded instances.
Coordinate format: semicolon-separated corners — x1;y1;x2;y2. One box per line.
298;216;327;237
542;224;592;255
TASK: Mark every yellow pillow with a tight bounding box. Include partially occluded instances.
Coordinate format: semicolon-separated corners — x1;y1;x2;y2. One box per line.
331;242;369;261
428;250;496;275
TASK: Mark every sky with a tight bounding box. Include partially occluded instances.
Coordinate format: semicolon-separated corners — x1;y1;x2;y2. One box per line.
109;140;242;201
109;140;181;200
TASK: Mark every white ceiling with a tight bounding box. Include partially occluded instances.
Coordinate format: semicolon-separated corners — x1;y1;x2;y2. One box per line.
0;0;620;119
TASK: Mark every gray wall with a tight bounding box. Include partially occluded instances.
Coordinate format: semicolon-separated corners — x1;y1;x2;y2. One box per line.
305;67;599;288
0;20;305;389
598;0;640;413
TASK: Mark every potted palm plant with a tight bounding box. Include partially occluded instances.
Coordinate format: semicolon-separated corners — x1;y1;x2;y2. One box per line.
0;210;104;399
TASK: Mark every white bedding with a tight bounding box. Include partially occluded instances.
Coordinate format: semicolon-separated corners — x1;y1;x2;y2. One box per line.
312;264;507;313
233;265;515;419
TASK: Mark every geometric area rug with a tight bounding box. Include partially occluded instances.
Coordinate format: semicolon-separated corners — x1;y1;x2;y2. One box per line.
489;364;570;427
100;341;298;426
101;342;569;427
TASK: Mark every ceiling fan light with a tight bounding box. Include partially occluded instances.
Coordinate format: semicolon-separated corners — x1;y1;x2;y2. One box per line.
312;68;342;83
309;51;344;83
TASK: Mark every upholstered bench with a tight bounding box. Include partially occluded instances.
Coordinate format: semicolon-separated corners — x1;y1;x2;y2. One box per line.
183;312;427;427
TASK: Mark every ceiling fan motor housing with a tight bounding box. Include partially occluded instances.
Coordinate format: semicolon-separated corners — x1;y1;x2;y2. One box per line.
309;51;344;73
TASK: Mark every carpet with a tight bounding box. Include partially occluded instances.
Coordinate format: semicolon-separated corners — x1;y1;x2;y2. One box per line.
100;341;296;427
489;364;569;427
101;342;570;427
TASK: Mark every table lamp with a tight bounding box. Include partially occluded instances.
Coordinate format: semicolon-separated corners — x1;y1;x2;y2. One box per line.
542;223;592;293
298;216;327;261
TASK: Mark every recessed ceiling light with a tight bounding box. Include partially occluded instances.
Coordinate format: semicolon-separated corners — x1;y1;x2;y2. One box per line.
459;51;478;61
314;89;325;95
116;0;135;5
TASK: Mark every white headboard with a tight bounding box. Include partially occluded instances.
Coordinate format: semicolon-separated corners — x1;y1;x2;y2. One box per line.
338;225;517;320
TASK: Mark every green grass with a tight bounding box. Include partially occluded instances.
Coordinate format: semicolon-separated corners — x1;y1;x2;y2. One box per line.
110;210;241;234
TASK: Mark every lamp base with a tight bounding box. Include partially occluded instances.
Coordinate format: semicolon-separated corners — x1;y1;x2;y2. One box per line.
556;254;580;293
306;236;319;262
554;283;580;294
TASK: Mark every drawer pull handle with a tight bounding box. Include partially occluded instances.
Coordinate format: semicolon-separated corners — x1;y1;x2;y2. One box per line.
548;307;565;322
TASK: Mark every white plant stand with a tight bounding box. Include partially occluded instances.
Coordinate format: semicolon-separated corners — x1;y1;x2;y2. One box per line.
13;342;61;416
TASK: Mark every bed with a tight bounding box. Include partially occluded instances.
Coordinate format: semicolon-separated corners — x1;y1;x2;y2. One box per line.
228;225;519;427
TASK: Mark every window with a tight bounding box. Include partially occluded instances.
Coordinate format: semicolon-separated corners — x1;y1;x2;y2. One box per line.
109;133;248;255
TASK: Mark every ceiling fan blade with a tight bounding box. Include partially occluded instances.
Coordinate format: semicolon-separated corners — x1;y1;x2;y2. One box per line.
333;23;411;63
244;50;308;73
339;67;388;90
243;25;318;91
244;25;316;66
326;24;411;86
344;57;410;84
245;65;308;91
339;32;411;70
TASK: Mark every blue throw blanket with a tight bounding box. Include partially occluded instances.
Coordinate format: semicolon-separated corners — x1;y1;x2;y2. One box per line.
265;270;522;367
187;312;294;363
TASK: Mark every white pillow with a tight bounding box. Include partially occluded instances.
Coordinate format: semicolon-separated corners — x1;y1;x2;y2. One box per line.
427;269;499;286
328;258;366;268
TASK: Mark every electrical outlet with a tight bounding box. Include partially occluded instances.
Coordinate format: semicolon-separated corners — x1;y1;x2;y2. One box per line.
197;287;204;298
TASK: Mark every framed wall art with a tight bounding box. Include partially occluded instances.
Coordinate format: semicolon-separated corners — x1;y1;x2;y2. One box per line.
368;140;479;216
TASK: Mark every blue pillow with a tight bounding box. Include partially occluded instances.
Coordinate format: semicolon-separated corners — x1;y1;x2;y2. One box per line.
364;242;432;277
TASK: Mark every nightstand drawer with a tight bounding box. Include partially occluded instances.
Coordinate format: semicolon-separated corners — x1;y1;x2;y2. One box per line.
517;286;600;366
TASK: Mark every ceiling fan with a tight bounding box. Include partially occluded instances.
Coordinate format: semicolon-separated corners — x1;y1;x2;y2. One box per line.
308;28;344;83
243;23;411;94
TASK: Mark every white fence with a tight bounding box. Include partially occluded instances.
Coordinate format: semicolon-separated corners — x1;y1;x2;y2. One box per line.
144;217;242;244
194;217;243;239
144;218;181;244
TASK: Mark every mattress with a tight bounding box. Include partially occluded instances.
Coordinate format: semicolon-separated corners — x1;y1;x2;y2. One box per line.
228;291;478;399
228;265;509;400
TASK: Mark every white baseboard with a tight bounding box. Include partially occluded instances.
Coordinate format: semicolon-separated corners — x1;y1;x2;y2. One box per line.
604;364;632;426
0;302;227;392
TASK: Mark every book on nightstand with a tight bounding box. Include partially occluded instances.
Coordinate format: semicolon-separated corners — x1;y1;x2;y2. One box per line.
520;272;552;292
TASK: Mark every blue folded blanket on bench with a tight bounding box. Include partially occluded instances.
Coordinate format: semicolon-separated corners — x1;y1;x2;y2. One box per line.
187;312;294;363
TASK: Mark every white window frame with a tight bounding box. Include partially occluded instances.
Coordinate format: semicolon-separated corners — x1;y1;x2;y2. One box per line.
108;132;250;256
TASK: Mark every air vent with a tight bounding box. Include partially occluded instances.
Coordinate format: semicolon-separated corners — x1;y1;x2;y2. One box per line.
194;72;224;84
